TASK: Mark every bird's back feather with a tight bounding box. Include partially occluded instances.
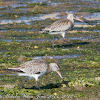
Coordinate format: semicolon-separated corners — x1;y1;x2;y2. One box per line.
43;19;74;32
8;60;48;75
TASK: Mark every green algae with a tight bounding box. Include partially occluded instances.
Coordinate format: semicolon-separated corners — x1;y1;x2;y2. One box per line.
0;37;100;99
0;0;100;99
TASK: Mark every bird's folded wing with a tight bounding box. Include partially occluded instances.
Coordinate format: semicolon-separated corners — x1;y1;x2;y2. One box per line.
8;60;48;74
43;19;73;32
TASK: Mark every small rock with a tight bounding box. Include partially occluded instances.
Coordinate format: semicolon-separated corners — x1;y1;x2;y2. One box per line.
53;92;57;95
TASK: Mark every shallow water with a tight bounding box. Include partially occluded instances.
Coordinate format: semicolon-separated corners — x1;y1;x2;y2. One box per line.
68;36;91;40
0;12;100;25
0;35;95;42
0;73;16;76
9;4;27;8
85;12;100;19
0;12;100;33
0;29;39;32
0;15;42;24
33;54;81;60
0;38;52;42
0;13;60;24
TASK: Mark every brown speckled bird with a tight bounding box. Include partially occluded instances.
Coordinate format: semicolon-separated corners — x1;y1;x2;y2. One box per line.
8;60;65;90
42;13;84;47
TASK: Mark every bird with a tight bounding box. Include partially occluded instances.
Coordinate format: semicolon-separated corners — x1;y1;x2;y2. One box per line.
42;13;84;48
7;60;66;90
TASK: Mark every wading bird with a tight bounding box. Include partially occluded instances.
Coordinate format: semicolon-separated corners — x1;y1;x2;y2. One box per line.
42;13;84;48
8;60;66;90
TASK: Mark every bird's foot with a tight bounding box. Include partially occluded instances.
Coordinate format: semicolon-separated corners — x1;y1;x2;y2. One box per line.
38;87;41;90
62;79;67;87
36;86;41;90
62;38;66;41
62;38;70;42
52;44;56;48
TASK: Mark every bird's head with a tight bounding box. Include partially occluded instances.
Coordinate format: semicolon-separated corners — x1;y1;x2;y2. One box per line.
67;13;84;22
49;63;60;71
67;13;75;20
49;63;67;86
49;63;63;79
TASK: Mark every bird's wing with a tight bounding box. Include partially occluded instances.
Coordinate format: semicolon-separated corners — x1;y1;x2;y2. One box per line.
43;19;73;32
8;60;48;74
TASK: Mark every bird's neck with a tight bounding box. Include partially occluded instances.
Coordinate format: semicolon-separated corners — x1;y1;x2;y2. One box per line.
67;18;74;23
46;66;52;73
70;19;74;23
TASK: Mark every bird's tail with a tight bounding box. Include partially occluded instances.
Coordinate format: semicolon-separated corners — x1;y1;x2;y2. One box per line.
6;66;23;72
39;30;49;34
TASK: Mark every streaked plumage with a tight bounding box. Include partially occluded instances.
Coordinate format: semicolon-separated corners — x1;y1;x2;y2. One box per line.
42;13;83;47
8;60;65;90
43;19;73;37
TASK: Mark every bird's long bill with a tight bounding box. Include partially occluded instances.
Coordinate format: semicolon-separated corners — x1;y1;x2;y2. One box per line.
56;70;66;85
75;17;84;22
56;70;63;79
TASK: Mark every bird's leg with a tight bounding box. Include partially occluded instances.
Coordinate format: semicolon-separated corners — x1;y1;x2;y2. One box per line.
61;32;66;41
19;77;27;89
62;37;65;41
36;81;41;90
52;35;55;48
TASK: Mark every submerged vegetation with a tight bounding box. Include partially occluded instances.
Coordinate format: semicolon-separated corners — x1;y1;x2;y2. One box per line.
0;0;100;99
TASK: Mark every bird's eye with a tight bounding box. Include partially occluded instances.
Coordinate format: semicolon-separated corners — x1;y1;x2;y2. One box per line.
58;64;60;68
74;15;76;18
